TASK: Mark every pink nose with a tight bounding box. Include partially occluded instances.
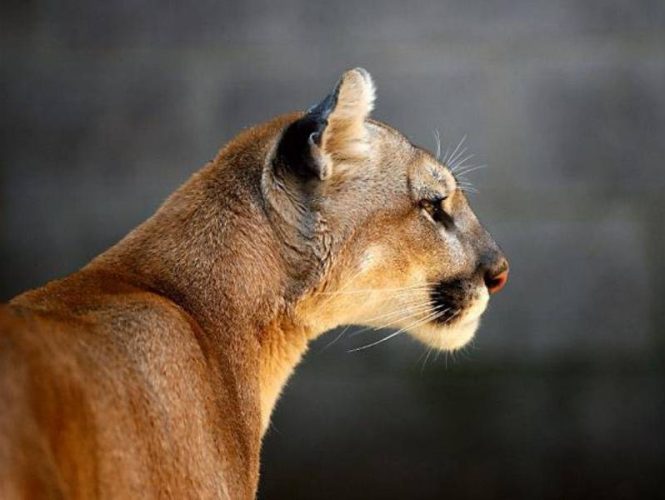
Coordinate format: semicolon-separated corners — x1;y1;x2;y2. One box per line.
485;265;509;294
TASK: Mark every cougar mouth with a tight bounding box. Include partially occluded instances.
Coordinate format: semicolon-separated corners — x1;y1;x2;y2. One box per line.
429;278;480;326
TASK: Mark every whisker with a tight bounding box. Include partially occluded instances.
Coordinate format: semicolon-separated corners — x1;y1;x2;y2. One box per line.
348;304;438;340
319;324;353;352
457;180;476;187
455;164;487;177
348;302;435;338
435;339;446;363
363;298;435;321
317;291;433;309
318;288;431;296
420;345;434;373
442;137;452;164
342;296;435;324
349;308;448;353
447;135;467;166
432;129;441;160
317;283;438;296
444;309;462;324
327;280;440;293
445;134;466;166
317;266;369;309
380;297;436;310
437;329;445;359
448;147;468;170
450;153;475;172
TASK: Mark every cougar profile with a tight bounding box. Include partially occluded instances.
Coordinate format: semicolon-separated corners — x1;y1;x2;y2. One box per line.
0;68;508;499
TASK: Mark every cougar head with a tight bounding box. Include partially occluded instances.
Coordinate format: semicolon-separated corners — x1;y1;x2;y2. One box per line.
262;68;508;352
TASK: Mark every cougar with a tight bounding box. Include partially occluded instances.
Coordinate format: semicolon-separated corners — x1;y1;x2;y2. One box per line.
0;68;508;498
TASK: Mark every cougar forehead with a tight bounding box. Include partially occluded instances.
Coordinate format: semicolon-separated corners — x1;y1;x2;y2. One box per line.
360;121;458;202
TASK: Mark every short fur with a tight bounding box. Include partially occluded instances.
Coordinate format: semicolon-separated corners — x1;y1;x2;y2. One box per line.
0;69;507;499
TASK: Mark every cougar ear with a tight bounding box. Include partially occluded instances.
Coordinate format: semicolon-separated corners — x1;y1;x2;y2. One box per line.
275;68;376;181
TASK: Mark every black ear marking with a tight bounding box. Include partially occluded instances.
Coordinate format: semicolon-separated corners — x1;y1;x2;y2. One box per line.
274;84;340;181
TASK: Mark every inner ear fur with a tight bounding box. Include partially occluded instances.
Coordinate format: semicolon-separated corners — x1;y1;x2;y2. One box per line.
275;68;376;181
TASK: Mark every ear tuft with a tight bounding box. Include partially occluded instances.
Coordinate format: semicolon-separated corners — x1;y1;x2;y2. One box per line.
322;68;375;161
273;68;376;182
331;68;376;124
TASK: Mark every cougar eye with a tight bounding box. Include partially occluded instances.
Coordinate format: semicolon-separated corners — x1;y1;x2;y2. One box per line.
420;197;453;229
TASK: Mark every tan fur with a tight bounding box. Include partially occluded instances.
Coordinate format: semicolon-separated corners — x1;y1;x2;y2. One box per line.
0;69;507;499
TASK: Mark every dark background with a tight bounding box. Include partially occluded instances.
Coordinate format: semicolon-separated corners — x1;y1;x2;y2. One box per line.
2;2;664;499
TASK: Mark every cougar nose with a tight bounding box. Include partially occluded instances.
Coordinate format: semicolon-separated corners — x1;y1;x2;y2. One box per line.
484;259;509;295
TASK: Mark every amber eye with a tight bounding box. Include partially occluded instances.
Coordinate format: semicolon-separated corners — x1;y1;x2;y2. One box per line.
420;197;454;228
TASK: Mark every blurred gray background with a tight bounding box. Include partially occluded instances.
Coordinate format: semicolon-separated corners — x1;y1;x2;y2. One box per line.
2;1;664;499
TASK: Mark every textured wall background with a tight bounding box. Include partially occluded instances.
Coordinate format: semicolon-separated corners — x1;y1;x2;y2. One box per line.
2;1;664;498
